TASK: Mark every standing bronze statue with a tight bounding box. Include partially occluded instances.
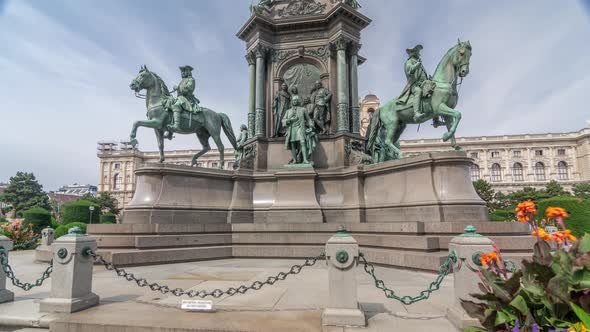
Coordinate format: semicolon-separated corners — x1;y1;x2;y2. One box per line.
283;96;316;165
366;40;472;161
310;81;332;135
272;82;291;137
234;124;249;168
129;65;237;168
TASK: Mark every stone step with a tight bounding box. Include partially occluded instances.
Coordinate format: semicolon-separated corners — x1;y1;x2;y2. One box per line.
96;246;232;266
94;234;232;249
233;232;440;250
88;223;232;235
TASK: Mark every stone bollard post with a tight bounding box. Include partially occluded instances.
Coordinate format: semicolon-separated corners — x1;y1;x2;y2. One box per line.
40;227;99;313
0;235;15;304
321;227;366;327
447;225;494;330
35;227;55;262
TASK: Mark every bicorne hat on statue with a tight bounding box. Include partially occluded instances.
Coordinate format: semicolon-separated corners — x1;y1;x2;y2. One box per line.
406;44;423;56
179;65;194;72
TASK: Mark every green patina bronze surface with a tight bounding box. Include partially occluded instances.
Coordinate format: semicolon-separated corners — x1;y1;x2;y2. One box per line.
366;40;472;162
283;95;317;165
129;65;237;168
336;250;349;264
234;124;249;168
459;225;482;238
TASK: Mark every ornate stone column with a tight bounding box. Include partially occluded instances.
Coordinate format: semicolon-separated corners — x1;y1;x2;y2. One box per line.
333;37;350;133
349;43;361;134
254;46;269;137
246;53;256;138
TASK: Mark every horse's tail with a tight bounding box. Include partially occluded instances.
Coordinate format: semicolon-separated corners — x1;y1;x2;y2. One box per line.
220;113;238;149
365;109;382;154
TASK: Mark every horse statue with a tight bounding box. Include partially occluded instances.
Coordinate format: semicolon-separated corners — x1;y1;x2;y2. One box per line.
366;40;472;161
128;65;237;168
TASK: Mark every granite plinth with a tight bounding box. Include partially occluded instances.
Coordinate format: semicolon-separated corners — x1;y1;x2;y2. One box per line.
122;150;487;224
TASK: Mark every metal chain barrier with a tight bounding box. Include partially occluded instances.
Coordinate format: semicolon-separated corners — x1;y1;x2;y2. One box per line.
358;251;457;305
0;247;53;291
89;250;325;298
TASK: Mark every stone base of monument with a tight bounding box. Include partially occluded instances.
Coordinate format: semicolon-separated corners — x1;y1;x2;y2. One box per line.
121;150;488;225
40;293;100;314
88;222;534;270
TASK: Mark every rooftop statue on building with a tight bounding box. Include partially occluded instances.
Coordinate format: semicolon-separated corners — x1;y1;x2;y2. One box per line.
366;40;472;162
128;65;237;168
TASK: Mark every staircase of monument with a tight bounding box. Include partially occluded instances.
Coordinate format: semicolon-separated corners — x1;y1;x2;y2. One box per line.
88;221;534;272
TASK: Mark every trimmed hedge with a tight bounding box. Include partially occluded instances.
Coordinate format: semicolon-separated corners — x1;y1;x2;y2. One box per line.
489;209;514;222
51;215;60;229
61;200;100;224
536;196;590;238
23;207;52;233
55;222;88;239
99;213;116;224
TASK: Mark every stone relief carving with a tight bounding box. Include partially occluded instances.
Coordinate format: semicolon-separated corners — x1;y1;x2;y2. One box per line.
240;143;258;169
277;0;327;18
345;138;372;165
271;49;298;63
305;46;330;64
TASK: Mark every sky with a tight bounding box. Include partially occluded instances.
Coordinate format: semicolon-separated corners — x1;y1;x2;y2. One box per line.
1;0;589;190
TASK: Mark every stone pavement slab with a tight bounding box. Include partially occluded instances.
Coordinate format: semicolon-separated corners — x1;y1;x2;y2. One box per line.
1;251;463;331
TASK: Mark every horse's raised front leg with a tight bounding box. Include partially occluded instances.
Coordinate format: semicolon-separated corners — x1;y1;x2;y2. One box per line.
192;132;211;166
437;104;462;142
130;119;163;147
212;135;225;169
444;117;461;151
154;129;165;163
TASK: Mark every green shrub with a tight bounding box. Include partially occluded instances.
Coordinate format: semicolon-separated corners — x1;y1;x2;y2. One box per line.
489;209;514;222
50;215;60;229
536;196;590;237
99;213;116;224
55;222;88;239
22;207;52;233
60;200;100;224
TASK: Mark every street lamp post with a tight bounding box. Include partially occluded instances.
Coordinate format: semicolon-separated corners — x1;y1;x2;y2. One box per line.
89;206;95;224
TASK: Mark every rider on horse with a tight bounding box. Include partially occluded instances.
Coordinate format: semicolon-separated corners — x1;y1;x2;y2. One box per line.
166;65;201;138
396;45;429;122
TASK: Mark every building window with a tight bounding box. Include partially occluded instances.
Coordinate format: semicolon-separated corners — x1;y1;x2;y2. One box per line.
113;174;122;190
513;150;521;158
114;163;121;170
491;163;502;182
470;164;481;181
512;163;524;182
557;161;568;180
535;150;543;156
534;162;546;181
491;151;500;158
197;162;203;167
470;152;479;159
212;162;218;168
557;149;566;156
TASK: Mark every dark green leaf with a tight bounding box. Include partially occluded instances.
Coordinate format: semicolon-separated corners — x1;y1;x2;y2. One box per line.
533;241;553;266
571;302;590;328
579;234;590;254
510;295;529;316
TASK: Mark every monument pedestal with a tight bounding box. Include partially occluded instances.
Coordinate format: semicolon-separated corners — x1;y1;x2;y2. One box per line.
267;167;322;223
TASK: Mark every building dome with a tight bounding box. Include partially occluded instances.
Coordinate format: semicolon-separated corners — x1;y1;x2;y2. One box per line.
362;93;379;103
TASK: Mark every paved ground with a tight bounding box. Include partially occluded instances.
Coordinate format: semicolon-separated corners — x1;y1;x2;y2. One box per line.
0;250;461;331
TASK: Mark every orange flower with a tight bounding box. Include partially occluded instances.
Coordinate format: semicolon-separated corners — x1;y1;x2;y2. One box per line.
551;229;577;244
480;251;501;266
531;228;551;242
28;223;33;228
546;207;569;220
515;200;537;222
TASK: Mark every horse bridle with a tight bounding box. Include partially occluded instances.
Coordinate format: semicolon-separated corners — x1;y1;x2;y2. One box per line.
133;71;161;100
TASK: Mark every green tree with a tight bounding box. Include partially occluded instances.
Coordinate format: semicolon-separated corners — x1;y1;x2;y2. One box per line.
573;183;590;199
0;172;50;215
473;179;495;211
80;192;120;215
508;186;549;205
544;180;570;197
